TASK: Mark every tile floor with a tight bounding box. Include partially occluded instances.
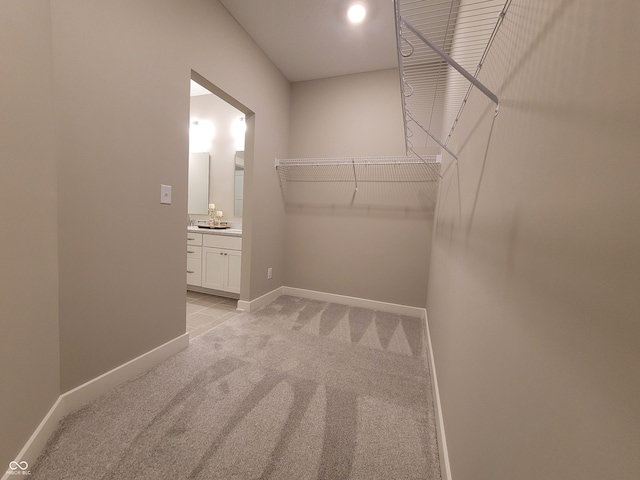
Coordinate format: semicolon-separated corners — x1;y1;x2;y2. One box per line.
186;290;239;339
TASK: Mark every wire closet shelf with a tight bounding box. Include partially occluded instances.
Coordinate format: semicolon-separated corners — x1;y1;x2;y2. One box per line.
395;0;510;160
275;156;442;192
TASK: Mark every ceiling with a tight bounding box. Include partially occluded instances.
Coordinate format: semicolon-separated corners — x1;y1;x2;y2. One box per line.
190;80;213;96
218;0;399;82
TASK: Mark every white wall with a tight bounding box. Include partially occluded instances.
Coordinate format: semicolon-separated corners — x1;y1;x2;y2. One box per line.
427;1;640;478
286;69;434;307
0;0;60;470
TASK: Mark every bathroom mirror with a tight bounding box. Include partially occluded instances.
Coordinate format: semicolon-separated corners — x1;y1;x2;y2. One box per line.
189;81;246;221
234;151;244;217
188;152;210;214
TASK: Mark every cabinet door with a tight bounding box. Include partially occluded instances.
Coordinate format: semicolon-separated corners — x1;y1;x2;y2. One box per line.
225;250;242;294
202;248;225;291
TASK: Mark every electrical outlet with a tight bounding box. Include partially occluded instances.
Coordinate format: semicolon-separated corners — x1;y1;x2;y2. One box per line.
267;267;273;280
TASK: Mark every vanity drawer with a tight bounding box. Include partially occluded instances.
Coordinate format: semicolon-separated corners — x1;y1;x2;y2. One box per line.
187;233;203;246
186;246;202;259
187;257;202;286
203;234;241;250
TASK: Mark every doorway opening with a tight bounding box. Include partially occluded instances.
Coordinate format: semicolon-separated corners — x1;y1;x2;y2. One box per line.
185;71;254;338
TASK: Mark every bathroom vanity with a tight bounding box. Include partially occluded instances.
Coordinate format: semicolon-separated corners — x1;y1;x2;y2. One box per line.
186;226;242;297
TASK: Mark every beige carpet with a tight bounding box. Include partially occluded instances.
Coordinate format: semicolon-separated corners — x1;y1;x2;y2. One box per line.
32;295;441;479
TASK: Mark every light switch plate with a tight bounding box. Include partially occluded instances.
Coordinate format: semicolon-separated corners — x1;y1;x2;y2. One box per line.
160;184;172;204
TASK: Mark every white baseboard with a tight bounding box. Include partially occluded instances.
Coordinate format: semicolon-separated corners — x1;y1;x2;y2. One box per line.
423;310;452;480
62;333;189;413
2;396;66;480
237;287;283;312
238;286;426;318
282;286;426;318
2;333;189;480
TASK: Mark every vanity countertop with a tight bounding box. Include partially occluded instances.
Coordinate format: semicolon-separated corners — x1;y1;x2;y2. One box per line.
188;226;242;237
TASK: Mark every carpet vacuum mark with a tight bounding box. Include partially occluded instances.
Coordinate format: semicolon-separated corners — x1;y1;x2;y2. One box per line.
31;295;441;479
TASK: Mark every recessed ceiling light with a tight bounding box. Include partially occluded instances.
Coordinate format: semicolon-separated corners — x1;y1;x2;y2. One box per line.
347;3;366;24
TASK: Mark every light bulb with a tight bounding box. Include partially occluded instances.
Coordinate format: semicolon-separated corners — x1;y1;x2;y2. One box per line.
189;119;214;153
347;3;366;24
232;117;246;151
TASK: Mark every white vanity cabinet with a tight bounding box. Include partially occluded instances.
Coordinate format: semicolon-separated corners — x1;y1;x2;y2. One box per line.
187;229;241;296
202;234;242;294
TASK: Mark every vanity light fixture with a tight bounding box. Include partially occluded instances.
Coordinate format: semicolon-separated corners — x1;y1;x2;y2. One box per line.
347;2;366;24
189;119;215;153
232;116;246;151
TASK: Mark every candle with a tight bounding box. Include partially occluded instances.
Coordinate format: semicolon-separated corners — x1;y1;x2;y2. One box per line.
208;203;215;210
216;211;223;218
